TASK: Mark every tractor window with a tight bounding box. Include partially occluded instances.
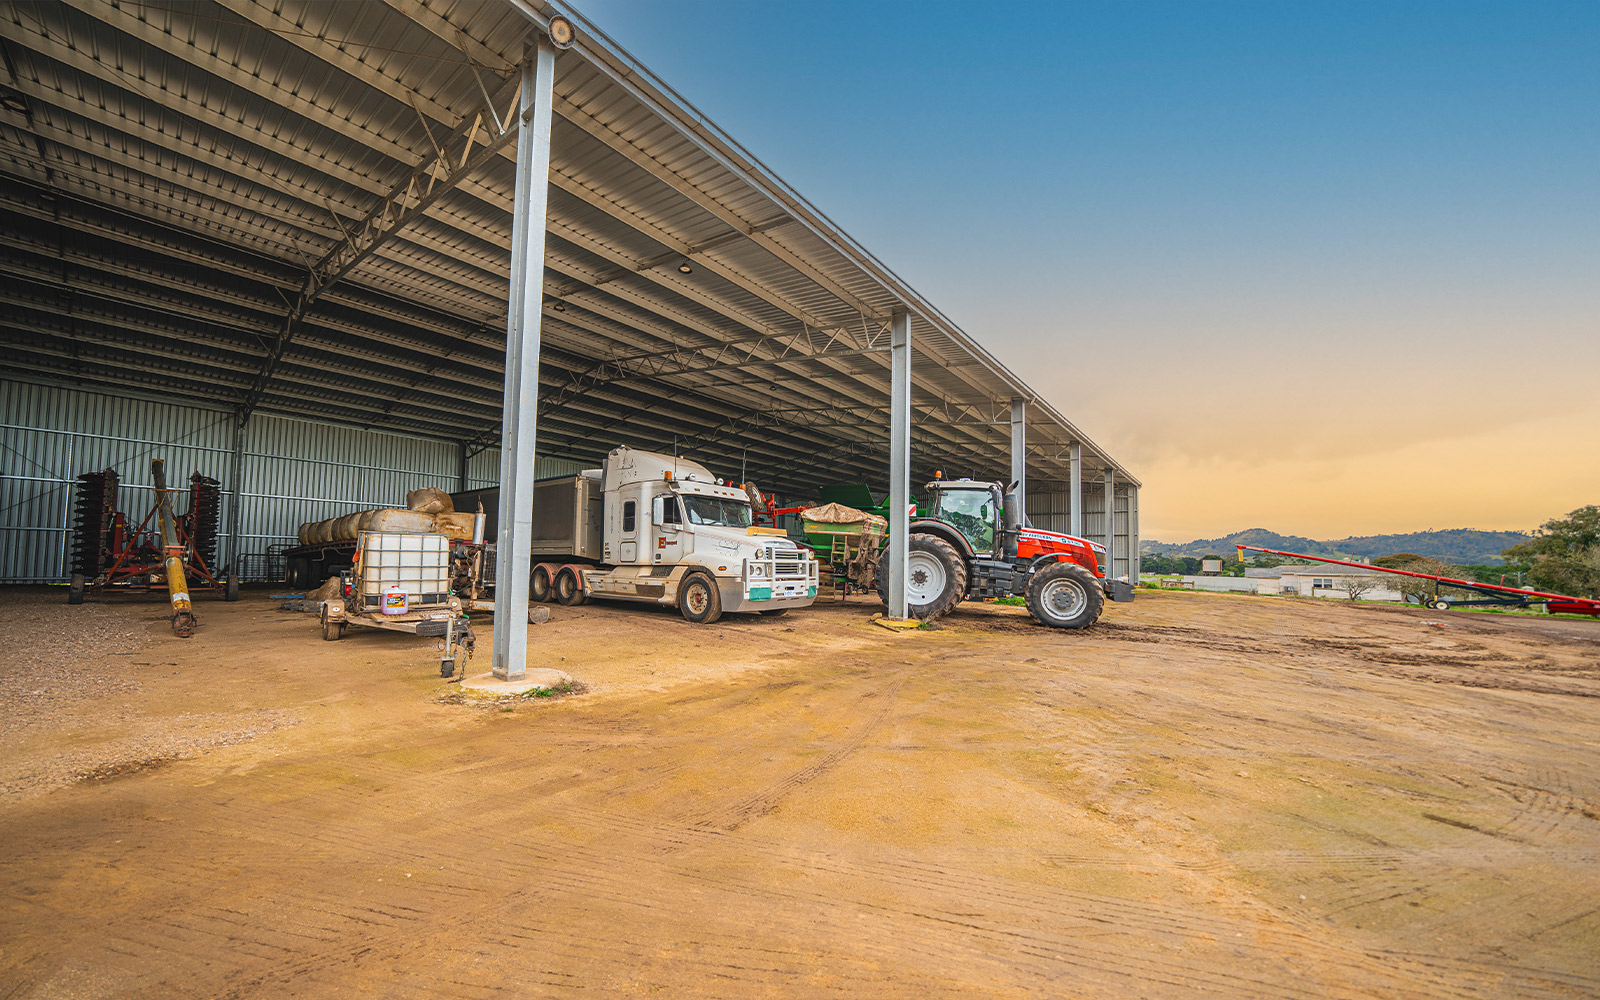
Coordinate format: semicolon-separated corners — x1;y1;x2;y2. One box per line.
934;489;996;554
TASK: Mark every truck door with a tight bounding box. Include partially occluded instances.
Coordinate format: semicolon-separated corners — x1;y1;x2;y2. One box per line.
619;498;639;562
653;494;685;565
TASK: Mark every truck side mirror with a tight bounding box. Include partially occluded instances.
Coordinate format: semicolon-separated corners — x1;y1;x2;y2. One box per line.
651;495;664;526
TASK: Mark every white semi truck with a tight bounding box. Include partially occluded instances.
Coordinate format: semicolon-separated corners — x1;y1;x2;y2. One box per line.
511;446;818;623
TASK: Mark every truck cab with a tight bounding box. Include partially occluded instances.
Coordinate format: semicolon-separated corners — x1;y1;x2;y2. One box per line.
537;447;818;622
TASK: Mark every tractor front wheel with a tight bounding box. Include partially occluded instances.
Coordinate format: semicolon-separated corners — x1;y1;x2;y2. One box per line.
1025;561;1104;629
878;534;967;621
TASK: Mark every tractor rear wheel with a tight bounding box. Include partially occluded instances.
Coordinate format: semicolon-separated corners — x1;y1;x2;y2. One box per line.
1025;561;1104;629
878;534;967;621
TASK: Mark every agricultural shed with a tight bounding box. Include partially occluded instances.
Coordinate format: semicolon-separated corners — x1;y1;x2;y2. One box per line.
0;0;1140;672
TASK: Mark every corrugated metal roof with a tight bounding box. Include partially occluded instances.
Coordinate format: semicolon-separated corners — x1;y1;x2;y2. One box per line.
0;0;1138;497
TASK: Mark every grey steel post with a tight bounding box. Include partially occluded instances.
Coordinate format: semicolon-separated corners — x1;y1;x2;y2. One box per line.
1103;469;1117;579
1009;398;1027;519
492;38;557;681
886;308;912;619
225;412;246;575
1069;442;1083;537
1128;485;1140;582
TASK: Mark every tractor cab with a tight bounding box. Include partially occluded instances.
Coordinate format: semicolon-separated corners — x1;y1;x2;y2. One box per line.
926;480;1004;557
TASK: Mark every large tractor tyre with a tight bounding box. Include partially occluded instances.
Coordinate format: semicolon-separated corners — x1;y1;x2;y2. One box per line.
678;572;724;624
68;573;86;605
878;534;967;621
530;566;552;603
225;572;241;602
1025;561;1105;629
554;568;588;606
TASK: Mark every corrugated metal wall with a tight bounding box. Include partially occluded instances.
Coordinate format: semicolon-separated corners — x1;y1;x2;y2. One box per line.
0;379;574;583
1027;482;1137;581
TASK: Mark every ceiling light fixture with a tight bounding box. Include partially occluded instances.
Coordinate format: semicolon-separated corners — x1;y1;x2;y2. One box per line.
552;301;566;312
547;15;576;49
678;261;693;274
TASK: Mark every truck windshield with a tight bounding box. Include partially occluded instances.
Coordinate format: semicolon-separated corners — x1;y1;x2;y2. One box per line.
682;496;752;528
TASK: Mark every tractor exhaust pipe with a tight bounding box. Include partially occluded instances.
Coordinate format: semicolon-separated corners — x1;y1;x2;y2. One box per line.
1001;491;1021;562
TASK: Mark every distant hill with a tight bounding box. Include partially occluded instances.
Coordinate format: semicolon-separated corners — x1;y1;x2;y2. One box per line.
1142;527;1530;566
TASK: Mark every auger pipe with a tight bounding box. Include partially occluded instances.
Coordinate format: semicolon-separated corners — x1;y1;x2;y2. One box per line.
1234;544;1600;613
152;459;196;637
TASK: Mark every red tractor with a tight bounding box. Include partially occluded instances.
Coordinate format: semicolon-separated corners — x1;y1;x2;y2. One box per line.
877;477;1133;628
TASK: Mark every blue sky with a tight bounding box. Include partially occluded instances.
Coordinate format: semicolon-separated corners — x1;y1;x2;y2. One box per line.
571;1;1600;541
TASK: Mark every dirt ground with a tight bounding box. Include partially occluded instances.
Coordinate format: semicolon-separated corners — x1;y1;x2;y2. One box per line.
1;585;1596;998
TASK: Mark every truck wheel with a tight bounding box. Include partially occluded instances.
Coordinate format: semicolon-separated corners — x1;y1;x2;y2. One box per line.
68;573;86;605
878;535;966;621
1026;561;1104;629
554;568;587;606
531;565;552;603
288;558;307;588
678;572;723;624
225;572;240;602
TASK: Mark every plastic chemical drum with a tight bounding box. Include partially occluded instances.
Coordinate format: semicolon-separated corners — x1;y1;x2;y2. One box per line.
382;584;409;615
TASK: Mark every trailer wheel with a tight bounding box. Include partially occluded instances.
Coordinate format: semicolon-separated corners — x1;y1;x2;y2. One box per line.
1025;561;1104;629
68;573;86;605
877;534;966;621
678;572;723;624
1431;599;1451;611
287;558;306;588
531;565;552;603
225;572;240;602
321;611;344;641
554;568;587;606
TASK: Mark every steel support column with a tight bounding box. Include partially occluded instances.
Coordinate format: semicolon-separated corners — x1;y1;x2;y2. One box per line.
1009;398;1026;519
1103;469;1117;579
1128;485;1140;582
224;412;246;575
1069;442;1083;537
492;38;556;681
886;308;912;620
456;441;470;493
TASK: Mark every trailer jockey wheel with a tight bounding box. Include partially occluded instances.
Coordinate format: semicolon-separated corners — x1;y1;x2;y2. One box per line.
321;609;344;641
1431;599;1451;611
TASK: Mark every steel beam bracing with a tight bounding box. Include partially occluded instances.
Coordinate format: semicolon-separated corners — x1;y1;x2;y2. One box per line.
235;65;523;420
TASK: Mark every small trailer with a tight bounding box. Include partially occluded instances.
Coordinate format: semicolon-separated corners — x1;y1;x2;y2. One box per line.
319;531;476;677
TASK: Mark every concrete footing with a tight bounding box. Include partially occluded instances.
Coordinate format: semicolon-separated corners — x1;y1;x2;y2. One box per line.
460;667;572;695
